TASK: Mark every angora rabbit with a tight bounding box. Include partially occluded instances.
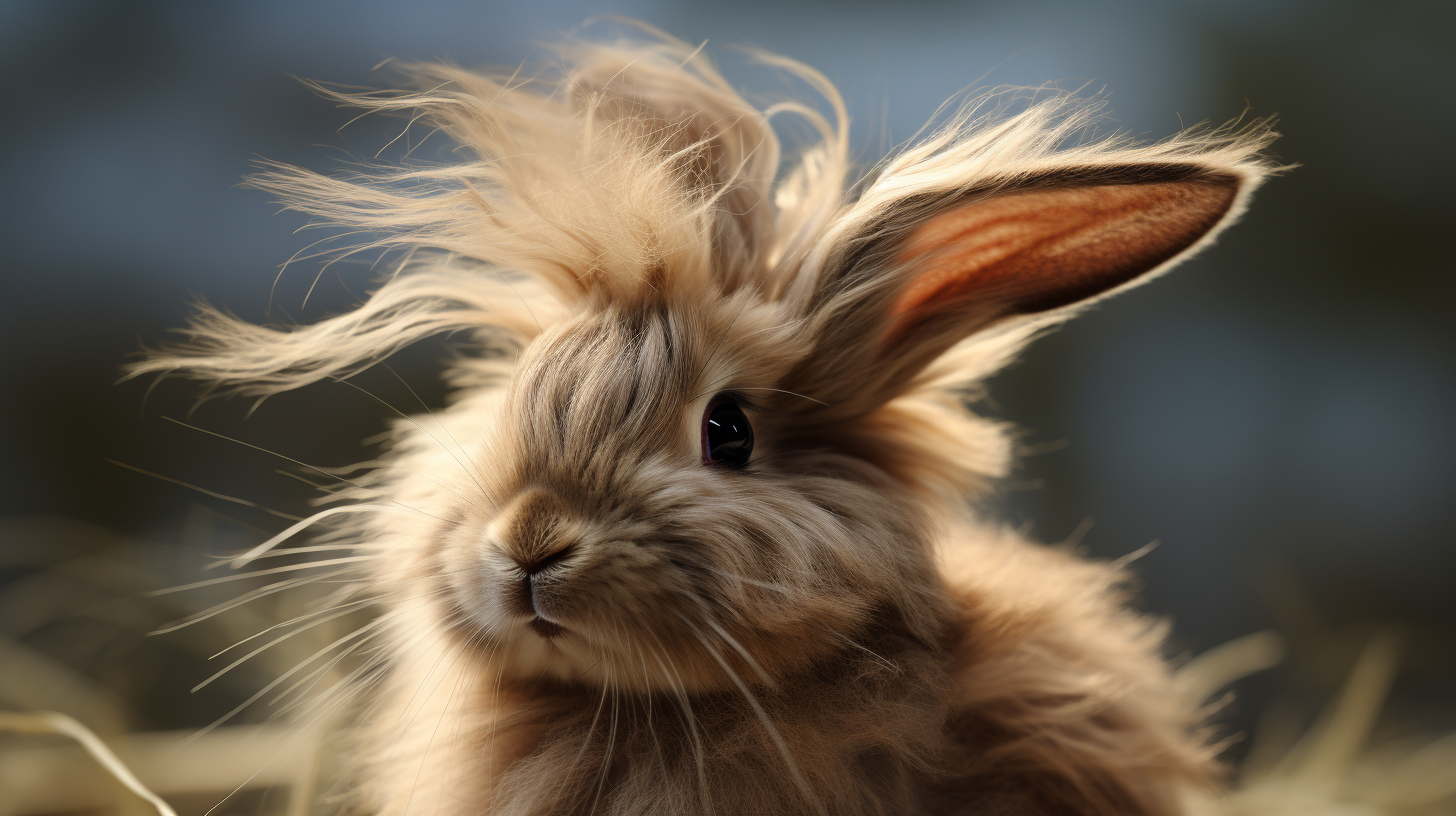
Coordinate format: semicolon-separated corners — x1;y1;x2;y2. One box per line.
135;30;1276;816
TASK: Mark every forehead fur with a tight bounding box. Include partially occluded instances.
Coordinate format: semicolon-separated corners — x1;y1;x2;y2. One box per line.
500;293;802;480
131;30;1274;410
247;36;791;311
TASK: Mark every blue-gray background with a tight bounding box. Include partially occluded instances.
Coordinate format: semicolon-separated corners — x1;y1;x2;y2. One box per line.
2;0;1452;744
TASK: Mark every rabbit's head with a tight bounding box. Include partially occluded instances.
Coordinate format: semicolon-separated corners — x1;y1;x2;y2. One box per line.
135;34;1275;695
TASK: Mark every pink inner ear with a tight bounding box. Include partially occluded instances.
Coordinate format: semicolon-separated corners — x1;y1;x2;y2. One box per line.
887;177;1237;343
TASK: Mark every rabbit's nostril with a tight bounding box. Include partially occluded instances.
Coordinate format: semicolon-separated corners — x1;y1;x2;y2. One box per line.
516;544;576;577
515;546;575;623
488;488;578;571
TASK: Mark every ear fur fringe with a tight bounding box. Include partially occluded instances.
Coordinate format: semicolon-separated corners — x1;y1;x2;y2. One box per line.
130;30;1279;401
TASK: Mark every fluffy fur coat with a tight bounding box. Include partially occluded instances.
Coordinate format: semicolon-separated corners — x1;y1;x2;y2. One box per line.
136;30;1276;816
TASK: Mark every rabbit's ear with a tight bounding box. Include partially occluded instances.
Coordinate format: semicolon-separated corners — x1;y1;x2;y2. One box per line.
793;160;1262;414
883;163;1239;336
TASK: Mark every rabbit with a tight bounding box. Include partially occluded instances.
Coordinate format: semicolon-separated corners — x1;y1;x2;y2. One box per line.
133;29;1277;816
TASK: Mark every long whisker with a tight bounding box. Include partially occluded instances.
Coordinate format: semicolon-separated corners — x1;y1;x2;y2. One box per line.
692;285;761;387
195;601;379;692
150;570;350;635
683;596;776;688
392;621;483;736
161;416;453;523
291;614;440;723
703;386;827;406
381;362;496;502
399;631;481;816
484;635;508;814
186;614;392;743
238;543;366;561
279;649;378;727
676;612;826;816
208;594;383;661
199;713;324;816
569;663;613;791
151;557;374;596
588;657;621;815
269;583;459;717
327;374;487;504
106;459;305;522
838;634;900;675
438;624;494;814
643;630;712;816
229;505;402;568
693;564;796;597
270;631;379;711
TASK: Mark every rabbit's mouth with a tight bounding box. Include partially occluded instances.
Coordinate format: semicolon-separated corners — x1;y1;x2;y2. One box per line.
514;551;575;640
527;616;568;639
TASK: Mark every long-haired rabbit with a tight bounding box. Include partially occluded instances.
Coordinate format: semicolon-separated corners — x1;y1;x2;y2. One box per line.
135;30;1276;816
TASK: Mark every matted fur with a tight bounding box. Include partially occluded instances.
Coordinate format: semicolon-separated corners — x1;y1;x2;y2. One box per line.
134;28;1278;816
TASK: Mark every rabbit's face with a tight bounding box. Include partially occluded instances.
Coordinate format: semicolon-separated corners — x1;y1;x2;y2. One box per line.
430;292;945;692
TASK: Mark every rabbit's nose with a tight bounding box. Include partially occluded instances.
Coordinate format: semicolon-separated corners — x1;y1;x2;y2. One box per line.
515;542;576;633
515;542;576;576
487;487;579;569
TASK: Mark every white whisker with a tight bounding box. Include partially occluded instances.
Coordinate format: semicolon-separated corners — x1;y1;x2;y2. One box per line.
150;570;349;635
676;612;826;816
208;595;383;661
328;374;488;505
151;556;375;596
229;505;399;568
195;602;379;692
161;416;456;523
107;458;305;522
187;614;391;743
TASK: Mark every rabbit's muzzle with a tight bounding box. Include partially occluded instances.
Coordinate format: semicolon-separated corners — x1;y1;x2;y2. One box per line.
486;488;585;635
488;489;578;568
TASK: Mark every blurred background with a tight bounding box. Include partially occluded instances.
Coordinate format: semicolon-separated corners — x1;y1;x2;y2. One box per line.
1;0;1453;813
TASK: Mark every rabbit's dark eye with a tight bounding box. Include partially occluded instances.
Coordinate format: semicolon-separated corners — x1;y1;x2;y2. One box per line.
702;396;753;468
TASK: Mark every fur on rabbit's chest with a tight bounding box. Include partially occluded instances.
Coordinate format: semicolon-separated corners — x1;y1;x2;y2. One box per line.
354;522;1202;816
369;629;949;815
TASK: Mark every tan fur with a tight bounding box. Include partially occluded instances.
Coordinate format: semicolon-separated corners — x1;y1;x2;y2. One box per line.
134;28;1278;816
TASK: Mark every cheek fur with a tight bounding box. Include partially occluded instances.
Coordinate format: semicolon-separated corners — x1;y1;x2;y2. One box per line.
437;536;512;632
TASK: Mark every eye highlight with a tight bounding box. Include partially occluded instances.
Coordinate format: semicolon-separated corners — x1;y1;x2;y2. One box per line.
701;395;753;468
